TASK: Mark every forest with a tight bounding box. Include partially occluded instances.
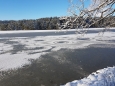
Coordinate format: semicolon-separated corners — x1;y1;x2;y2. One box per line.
0;16;115;31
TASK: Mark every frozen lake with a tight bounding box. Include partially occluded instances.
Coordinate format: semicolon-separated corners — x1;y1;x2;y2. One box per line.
0;28;115;86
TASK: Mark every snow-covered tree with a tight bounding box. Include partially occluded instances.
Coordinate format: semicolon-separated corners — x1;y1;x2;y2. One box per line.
58;0;115;34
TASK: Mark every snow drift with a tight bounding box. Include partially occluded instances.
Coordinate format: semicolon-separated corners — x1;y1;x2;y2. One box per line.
61;66;115;86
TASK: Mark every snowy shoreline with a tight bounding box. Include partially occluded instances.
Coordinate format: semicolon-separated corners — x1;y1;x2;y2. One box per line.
61;66;115;86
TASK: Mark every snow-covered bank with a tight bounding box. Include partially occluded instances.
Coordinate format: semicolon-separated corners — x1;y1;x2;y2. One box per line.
61;66;115;86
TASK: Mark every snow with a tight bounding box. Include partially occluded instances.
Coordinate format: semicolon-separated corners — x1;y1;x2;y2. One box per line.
61;66;115;86
0;53;30;70
0;28;115;85
0;29;75;34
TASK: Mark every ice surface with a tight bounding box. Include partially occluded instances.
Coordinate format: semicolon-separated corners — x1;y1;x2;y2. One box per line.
0;28;115;74
0;29;76;34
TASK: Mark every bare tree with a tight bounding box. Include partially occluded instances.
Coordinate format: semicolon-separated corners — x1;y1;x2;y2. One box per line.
58;0;115;34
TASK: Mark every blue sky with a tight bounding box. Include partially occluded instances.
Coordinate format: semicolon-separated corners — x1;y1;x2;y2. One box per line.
0;0;90;20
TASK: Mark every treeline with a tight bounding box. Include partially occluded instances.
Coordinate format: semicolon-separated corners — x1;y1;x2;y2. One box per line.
0;16;115;31
0;17;59;30
90;16;115;28
60;16;115;29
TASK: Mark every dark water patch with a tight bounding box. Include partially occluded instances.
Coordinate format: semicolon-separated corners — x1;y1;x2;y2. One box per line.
28;47;45;54
5;41;20;45
34;40;44;42
28;47;44;50
28;52;40;55
0;51;12;55
0;44;26;54
0;47;115;86
97;39;115;42
58;41;65;43
57;41;68;43
77;38;90;40
41;47;56;52
64;48;115;73
52;41;69;44
11;44;26;54
11;45;44;54
88;44;115;48
109;40;115;42
0;39;9;42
